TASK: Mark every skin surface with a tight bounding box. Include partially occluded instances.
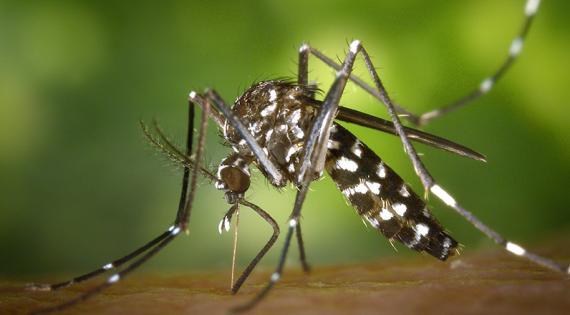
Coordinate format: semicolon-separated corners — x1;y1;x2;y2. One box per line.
4;240;569;315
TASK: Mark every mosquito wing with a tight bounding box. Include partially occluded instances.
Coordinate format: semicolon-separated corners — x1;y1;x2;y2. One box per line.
306;99;485;162
325;123;458;260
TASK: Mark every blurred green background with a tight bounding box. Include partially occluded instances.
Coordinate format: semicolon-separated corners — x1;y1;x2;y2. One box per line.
1;0;569;278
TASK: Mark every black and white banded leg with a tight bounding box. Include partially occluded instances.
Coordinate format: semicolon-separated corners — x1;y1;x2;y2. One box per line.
26;230;173;292
29;92;211;314
410;0;543;126
304;0;542;127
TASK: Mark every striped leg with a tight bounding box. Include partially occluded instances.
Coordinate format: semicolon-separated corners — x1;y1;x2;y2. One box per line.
306;0;542;126
295;46;314;274
31;230;180;315
29;91;210;314
27;229;174;292
410;0;542;126
429;184;569;273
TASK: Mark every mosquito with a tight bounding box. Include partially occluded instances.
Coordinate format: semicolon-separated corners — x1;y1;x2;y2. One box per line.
29;0;566;313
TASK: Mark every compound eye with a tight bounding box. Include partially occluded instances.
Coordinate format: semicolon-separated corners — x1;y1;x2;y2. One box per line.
220;166;250;194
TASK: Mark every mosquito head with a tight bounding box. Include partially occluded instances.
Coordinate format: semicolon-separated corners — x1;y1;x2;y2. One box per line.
220;166;249;192
215;154;251;204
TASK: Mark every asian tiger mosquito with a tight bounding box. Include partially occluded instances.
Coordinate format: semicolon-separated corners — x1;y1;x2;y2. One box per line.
29;0;568;313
